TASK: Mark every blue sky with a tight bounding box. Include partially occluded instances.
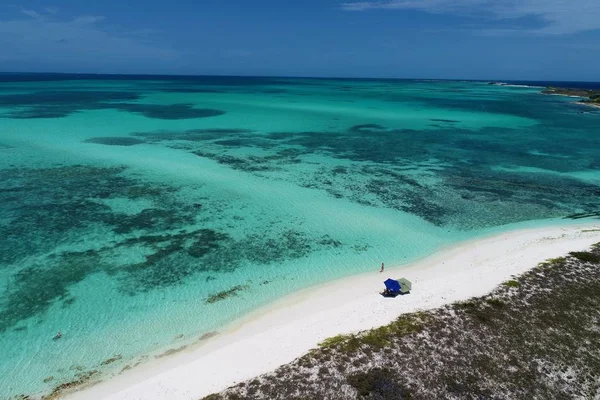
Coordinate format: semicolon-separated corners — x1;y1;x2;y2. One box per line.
1;0;599;80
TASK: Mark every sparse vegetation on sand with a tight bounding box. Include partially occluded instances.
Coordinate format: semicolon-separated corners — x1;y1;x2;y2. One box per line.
202;243;600;399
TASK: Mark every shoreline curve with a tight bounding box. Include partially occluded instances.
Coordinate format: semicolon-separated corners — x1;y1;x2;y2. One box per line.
64;221;600;400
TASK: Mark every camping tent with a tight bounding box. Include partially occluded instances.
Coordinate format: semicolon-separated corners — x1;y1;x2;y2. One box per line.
397;278;412;294
383;278;412;294
384;278;401;293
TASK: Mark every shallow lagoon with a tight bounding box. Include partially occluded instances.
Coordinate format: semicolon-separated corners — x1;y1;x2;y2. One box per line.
1;76;599;398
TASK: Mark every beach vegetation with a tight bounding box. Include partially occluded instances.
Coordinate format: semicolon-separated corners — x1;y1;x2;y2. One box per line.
503;279;520;288
361;326;392;349
537;257;566;269
546;256;566;265
454;299;478;309
454;300;498;324
201;395;224;400
486;298;505;308
340;335;362;354
317;333;362;354
318;334;350;349
569;251;600;263
388;314;426;337
347;368;412;399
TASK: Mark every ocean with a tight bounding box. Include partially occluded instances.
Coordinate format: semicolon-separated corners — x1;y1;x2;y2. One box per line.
1;75;599;398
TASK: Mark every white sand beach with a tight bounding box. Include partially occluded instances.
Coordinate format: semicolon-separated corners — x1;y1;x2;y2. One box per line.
65;222;600;400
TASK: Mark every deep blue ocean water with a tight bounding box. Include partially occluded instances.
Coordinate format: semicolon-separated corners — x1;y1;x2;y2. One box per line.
2;73;600;89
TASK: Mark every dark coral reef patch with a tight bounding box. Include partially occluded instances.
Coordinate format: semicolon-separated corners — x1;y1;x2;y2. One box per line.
116;103;225;120
132;128;254;142
84;137;145;146
130;119;600;228
0;90;225;120
0;164;343;332
0;90;139;119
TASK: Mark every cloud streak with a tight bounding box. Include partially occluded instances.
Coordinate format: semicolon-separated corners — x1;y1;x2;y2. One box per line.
21;8;44;20
71;15;106;25
342;0;600;34
0;8;177;70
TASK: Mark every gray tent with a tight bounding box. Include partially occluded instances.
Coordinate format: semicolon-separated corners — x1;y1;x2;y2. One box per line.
397;278;412;294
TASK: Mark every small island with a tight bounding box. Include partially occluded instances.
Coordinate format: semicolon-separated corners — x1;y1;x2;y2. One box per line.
542;86;600;108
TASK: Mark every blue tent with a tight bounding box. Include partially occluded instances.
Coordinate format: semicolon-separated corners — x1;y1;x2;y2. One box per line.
384;278;401;293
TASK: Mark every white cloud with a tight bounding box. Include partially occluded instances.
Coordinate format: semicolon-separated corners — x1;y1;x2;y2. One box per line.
0;10;177;67
341;0;600;34
342;0;483;12
71;15;106;25
21;8;43;20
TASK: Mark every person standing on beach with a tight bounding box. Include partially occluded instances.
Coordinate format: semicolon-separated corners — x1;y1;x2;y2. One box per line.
380;262;384;273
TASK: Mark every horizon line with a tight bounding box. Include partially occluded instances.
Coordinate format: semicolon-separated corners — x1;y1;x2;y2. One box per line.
1;71;599;84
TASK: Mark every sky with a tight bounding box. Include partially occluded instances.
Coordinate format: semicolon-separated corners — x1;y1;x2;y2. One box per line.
0;0;599;81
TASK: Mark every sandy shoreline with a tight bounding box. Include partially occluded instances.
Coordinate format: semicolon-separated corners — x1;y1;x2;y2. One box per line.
65;222;600;400
576;101;600;109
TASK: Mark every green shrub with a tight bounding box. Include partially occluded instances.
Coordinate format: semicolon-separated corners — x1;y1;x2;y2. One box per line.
347;368;412;399
318;334;350;349
362;326;391;349
503;280;520;288
342;335;362;353
389;315;425;337
318;333;362;354
200;394;223;400
540;257;566;267
569;252;600;263
454;300;479;309
455;299;499;324
486;298;505;308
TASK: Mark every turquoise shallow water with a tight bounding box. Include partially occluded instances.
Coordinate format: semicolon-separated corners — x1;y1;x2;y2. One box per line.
1;76;599;398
